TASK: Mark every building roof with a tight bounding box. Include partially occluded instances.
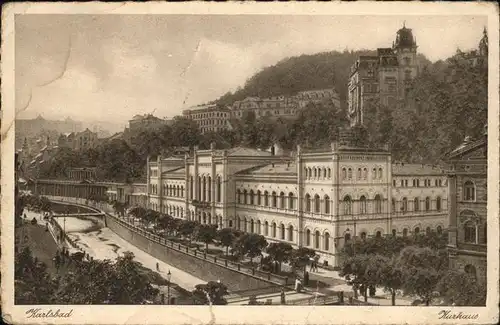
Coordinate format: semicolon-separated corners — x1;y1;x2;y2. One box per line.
162;167;185;176
392;163;444;176
226;147;273;157
246;162;297;176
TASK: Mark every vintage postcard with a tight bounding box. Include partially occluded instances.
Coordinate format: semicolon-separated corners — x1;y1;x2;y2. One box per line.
1;1;499;324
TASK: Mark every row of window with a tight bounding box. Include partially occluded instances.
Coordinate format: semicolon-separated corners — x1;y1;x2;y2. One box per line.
390;196;443;213
189;176;223;203
394;178;443;188
342;167;383;181
163;185;184;198
304;167;332;180
192;112;229;119
197;119;229;126
343;225;443;241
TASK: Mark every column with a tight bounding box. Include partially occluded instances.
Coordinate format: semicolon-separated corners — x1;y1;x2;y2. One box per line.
448;174;458;247
296;145;304;247
194;148;199;200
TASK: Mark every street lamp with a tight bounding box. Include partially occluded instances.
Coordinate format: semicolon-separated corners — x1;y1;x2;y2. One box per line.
166;269;171;305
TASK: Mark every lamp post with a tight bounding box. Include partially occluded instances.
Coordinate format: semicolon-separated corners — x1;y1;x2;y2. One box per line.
166;269;171;305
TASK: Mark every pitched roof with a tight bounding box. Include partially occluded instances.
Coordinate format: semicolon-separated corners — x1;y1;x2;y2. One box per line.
162;167;185;176
226;147;273;157
392;163;444;176
446;136;487;160
237;162;297;176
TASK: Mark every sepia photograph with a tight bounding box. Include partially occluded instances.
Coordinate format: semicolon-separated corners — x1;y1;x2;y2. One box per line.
1;2;499;324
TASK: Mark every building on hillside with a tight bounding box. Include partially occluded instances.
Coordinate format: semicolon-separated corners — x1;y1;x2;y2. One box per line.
128;114;167;133
348;23;420;127
16;115;83;145
182;104;233;134
58;128;98;151
295;88;341;110
67;167;97;181
145;136;448;267
451;28;488;68
231;96;299;119
444;132;488;285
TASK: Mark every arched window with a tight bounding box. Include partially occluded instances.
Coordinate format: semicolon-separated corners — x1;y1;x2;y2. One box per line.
306;229;311;246
357;168;362;179
324;195;330;214
348;168;352;179
402;197;408;212
425;226;431;235
190;176;194;200
392;229;397;237
436;197;442;211
344;196;352;215
344;232;351;242
264;221;269;236
414;197;419;211
378;168;383;179
288;225;294;241
374;195;382;213
257;220;261;234
308;168;312;179
373;168;377;179
314;194;321;213
243;190;248;204
272;192;277;208
376;231;382;238
342;168;347;180
314;168;317;178
425;197;430;211
257;190;262;205
403;228;408;237
236;189;241;204
272;222;277;238
464;181;475;201
217;176;221;202
305;194;311;212
207;176;212;201
328;168;331;179
264;191;269;206
323;168;327;178
437;226;443;235
279;192;285;209
249;190;255;205
360;232;367;240
315;231;320;249
363;168;367;179
324;232;330;250
392;198;396;212
304;167;308;178
414;227;420;236
464;221;476;243
359;196;367;214
288;193;294;209
202;177;207;201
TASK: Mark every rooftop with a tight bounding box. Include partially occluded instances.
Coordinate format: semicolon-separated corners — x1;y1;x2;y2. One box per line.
392;163;444;176
237;162;297;176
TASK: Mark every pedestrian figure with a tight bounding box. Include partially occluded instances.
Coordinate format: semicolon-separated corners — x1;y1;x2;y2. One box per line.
304;271;310;286
294;277;302;293
280;288;286;305
156;262;160;271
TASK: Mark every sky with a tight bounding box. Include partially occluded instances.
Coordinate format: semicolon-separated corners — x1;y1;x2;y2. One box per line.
15;14;487;126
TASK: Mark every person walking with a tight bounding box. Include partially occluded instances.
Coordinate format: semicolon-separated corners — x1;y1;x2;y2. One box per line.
280;288;286;305
156;262;160;272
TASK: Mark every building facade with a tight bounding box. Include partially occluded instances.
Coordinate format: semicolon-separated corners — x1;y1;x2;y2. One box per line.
182;104;232;134
145;141;448;267
58;128;98;151
348;24;419;127
445;134;488;284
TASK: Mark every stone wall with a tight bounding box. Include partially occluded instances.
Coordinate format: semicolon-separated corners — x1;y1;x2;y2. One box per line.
105;214;288;292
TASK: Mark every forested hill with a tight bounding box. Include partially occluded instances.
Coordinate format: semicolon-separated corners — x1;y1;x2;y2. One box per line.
215;50;432;105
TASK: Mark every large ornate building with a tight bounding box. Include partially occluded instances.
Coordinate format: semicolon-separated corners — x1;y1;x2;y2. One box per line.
348;24;419;127
146;136;448;267
445;133;488;284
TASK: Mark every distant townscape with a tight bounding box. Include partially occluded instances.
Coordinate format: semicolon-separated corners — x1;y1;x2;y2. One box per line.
14;24;489;307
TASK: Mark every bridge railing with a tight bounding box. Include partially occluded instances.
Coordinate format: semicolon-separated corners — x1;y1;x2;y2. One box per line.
107;212;291;287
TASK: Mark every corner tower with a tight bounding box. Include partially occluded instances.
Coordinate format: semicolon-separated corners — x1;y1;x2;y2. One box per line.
393;23;419;98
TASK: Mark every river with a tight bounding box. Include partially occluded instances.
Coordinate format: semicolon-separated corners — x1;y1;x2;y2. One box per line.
52;215;205;291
